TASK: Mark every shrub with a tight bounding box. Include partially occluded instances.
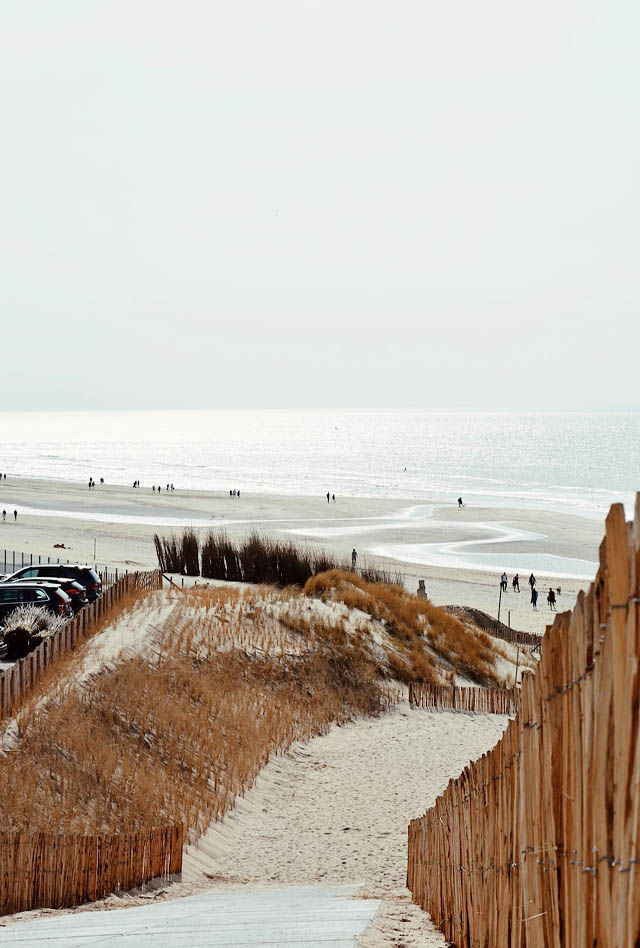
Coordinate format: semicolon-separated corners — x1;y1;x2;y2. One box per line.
2;606;65;661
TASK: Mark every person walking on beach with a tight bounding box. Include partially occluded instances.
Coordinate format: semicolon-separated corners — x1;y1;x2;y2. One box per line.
501;572;508;592
351;548;358;571
417;579;427;598
1;510;5;522
547;587;556;610
531;587;538;610
458;497;464;508
326;492;330;504
529;572;536;591
512;573;520;593
13;510;17;522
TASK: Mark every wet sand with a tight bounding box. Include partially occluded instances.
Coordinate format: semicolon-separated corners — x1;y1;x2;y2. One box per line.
0;475;605;635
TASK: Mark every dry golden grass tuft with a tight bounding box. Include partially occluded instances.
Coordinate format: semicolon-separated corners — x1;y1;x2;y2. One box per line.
0;585;393;837
304;570;506;687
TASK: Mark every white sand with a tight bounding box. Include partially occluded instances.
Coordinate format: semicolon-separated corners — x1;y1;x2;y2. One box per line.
0;475;603;637
182;701;508;946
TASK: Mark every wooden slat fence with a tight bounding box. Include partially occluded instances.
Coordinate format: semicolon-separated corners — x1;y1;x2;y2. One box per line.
409;681;521;716
0;824;183;915
0;569;162;718
407;496;640;947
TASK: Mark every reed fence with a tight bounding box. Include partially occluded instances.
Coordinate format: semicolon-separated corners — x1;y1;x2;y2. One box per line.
409;681;521;716
0;823;183;915
407;497;640;947
0;569;162;718
445;605;543;649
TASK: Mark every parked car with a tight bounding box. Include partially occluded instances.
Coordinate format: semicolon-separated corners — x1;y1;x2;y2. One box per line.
8;578;89;614
0;582;73;626
1;564;103;602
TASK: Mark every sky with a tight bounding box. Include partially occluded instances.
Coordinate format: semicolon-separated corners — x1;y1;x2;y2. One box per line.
0;1;638;410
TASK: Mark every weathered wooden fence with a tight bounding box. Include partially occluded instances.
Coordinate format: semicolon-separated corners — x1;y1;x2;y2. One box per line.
409;681;521;716
408;497;640;947
0;569;162;717
0;823;183;915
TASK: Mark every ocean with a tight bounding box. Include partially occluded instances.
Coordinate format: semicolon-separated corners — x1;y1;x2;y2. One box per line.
0;409;637;519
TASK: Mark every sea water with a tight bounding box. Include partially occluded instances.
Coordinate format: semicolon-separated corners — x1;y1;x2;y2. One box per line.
0;409;637;518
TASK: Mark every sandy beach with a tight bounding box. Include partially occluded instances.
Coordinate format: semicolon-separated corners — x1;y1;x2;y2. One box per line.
0;475;605;636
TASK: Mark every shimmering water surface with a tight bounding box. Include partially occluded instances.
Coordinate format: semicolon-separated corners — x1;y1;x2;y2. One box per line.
0;410;637;518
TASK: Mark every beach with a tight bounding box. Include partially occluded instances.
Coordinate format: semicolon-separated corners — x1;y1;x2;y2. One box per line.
0;475;604;635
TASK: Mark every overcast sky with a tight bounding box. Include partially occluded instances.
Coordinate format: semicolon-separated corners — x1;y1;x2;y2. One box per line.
1;1;637;410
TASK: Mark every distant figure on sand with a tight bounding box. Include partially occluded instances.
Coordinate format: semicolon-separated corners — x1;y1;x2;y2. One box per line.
500;572;508;592
547;588;556;610
512;573;520;592
417;579;427;599
13;510;17;522
351;548;358;570
332;494;336;503
457;497;464;508
2;510;5;522
531;587;538;610
529;573;536;590
326;492;330;504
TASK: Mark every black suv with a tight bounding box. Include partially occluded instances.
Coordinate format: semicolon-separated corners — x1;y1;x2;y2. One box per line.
0;582;73;626
3;564;103;602
9;578;89;614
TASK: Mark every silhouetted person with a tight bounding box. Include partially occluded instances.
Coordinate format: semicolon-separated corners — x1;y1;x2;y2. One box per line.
547;588;556;610
529;573;536;590
512;573;520;592
332;494;336;503
327;492;330;504
458;497;464;508
417;579;427;599
531;587;538;610
13;510;17;521
351;548;357;570
2;510;5;522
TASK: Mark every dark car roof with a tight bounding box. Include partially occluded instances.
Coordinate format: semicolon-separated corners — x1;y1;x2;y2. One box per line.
8;578;83;587
0;583;70;598
2;576;71;589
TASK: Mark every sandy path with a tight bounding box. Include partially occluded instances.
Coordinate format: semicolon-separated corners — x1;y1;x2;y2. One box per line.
184;702;508;946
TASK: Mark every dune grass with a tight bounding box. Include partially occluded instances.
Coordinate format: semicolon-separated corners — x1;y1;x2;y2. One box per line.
304;570;505;687
0;585;393;836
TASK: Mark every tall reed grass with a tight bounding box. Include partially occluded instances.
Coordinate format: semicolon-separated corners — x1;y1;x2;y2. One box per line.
155;529;402;588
